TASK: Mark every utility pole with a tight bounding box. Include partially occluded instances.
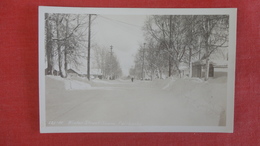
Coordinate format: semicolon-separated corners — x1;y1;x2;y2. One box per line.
110;45;113;55
141;43;146;80
169;15;173;77
198;36;201;60
109;45;113;80
87;14;92;80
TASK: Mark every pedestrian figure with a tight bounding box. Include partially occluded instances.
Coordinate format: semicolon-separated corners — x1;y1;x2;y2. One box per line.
131;77;134;82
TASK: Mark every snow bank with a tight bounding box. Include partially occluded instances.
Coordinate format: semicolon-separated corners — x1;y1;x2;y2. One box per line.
141;76;227;126
64;80;92;90
91;79;112;84
46;75;92;90
91;78;127;85
45;75;228;126
141;77;204;91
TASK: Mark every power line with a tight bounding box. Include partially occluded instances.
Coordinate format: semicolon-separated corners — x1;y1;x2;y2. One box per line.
98;15;143;28
93;15;144;46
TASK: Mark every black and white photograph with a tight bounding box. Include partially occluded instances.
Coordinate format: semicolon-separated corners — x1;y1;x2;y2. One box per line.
39;7;236;133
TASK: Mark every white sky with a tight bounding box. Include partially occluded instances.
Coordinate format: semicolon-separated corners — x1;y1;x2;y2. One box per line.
91;15;147;76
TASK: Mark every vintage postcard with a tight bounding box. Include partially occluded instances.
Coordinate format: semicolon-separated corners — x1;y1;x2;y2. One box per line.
39;7;237;133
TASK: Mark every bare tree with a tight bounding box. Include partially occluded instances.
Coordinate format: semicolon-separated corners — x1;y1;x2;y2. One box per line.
199;15;229;80
45;13;89;78
143;15;187;77
45;13;55;75
92;46;122;79
140;15;229;80
144;40;167;79
181;15;204;77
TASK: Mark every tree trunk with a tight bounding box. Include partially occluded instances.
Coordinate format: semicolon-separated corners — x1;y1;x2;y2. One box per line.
168;53;172;77
56;14;66;78
189;47;192;78
204;47;210;81
204;18;210;81
87;14;91;80
64;17;69;78
188;17;194;78
159;68;162;79
168;15;173;77
45;13;54;75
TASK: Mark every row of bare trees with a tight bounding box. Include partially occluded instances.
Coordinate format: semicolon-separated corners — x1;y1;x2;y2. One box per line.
45;13;89;78
130;15;229;81
93;46;123;79
45;13;123;80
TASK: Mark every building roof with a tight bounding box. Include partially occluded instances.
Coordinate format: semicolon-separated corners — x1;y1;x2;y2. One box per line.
179;62;189;70
193;59;228;67
67;69;79;74
90;69;102;75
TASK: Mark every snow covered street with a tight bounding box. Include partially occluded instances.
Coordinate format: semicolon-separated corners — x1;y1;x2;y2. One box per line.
45;75;227;127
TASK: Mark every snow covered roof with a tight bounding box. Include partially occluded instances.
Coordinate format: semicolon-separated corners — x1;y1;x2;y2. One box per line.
179;62;189;70
67;69;79;74
192;59;228;67
211;60;228;68
193;60;213;65
90;69;102;75
66;66;102;75
211;60;228;66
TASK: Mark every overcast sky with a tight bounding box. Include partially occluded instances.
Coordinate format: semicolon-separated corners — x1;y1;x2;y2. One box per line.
91;15;147;76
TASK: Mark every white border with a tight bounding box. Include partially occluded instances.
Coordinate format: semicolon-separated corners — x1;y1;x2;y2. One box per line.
39;6;237;133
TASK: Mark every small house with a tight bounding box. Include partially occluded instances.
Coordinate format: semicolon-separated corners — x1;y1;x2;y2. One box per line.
90;69;103;79
178;62;189;77
191;59;228;78
191;60;214;78
67;69;80;77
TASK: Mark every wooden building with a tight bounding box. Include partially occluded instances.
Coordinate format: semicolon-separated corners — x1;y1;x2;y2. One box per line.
191;60;214;78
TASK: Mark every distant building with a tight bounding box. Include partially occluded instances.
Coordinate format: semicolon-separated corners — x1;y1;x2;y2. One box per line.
45;69;60;76
178;62;189;78
67;69;80;77
191;60;227;78
66;68;104;79
90;69;103;79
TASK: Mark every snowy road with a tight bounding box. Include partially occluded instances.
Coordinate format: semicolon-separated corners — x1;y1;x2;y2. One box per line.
45;76;227;126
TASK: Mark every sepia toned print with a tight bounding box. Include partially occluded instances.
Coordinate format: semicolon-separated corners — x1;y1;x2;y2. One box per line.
39;7;236;133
